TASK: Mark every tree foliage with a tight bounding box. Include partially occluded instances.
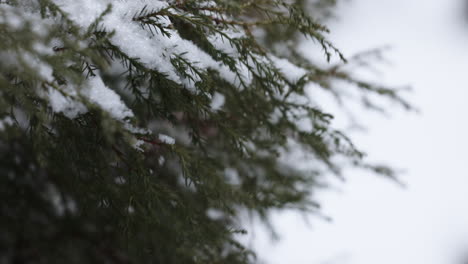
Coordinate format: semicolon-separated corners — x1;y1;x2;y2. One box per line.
0;0;411;263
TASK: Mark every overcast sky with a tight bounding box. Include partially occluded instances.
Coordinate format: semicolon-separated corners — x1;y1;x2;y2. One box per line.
252;0;468;263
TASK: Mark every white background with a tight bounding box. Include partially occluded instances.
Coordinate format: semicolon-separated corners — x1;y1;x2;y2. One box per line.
253;0;468;263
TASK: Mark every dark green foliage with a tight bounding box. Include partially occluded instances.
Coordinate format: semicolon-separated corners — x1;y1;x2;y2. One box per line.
0;0;411;263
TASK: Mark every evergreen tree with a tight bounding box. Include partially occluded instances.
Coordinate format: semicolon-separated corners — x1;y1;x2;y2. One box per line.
0;1;412;263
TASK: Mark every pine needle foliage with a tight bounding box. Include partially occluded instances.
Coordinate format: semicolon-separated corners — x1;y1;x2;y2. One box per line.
0;0;412;263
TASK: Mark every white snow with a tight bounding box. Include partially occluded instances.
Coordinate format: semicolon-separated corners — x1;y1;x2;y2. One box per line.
132;139;145;152
2;0;312;155
158;133;175;145
0;116;14;130
82;75;134;120
2;0;273;135
0;4;54;36
158;156;166;166
206;208;224;220
46;85;87;119
23;52;54;82
0;5;24;29
269;55;308;83
46;75;137;133
52;0;247;89
210;92;226;110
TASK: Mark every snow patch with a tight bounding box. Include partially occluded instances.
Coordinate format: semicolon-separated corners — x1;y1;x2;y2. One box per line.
47;86;87;119
0;116;14;130
158;133;175;145
82;76;134;120
52;0;246;89
210;92;226;110
270;55;308;83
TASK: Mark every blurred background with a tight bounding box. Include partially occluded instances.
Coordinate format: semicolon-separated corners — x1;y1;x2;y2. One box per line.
249;0;468;263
